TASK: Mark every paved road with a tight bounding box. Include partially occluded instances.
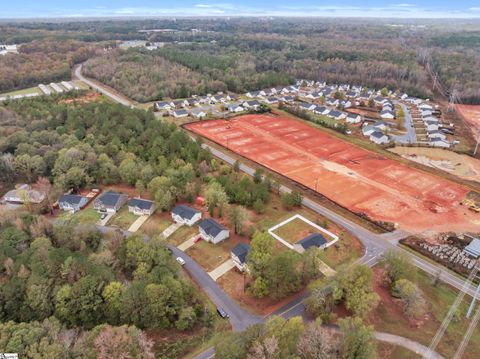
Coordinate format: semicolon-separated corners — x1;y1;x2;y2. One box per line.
74;65;134;107
392;102;417;144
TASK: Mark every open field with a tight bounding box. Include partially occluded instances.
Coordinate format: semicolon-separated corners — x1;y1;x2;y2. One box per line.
186;114;479;233
390;146;480;184
456;104;480;142
367;267;480;359
0;86;41;97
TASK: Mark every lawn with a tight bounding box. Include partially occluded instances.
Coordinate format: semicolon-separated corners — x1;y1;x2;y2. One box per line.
367;267;480;359
0;86;41;97
378;343;421;359
186;238;243;272
272;217;325;244
108;206;138;230
73;206;101;225
317;232;362;269
168;225;198;246
140;212;172;237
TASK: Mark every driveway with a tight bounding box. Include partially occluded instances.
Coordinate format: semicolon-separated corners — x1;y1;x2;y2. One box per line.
168;245;262;332
96;212;114;226
178;234;199;251
208;259;235;281
162;222;183;239
128;215;149;232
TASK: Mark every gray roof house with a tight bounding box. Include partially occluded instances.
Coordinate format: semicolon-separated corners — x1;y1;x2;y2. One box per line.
243;100;261;110
199;218;229;244
172;109;189;118
171;205;202;226
346;113;362;123
93;192;128;213
231;243;250;272
370;131;389;145
58;194;88;213
294;233;328;253
128;198;155;216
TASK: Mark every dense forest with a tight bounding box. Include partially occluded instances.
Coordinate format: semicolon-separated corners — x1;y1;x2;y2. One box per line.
2;18;480;102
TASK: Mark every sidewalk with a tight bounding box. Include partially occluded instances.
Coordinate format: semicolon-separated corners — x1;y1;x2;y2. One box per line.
128;215;149;232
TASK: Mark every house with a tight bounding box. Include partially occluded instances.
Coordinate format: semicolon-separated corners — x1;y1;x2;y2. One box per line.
431;138;450;148
172;100;184;109
128;198;155;216
305;92;321;100
281;95;295;103
246;90;265;98
191;108;207;119
3;184;46;204
346;113;362;124
299;102;316;111
265;97;279;105
58;194;88;213
326;98;339;107
400;93;409;100
172;109;189;118
210;94;225;103
231;243;250;272
155;101;173;111
373;121;391;131
362;125;377;136
425;120;439;131
183;98;198;108
93;191;128;213
314;106;330;115
418;103;433;111
380;110;395;119
427;130;446;140
198;218;229;244
339;100;352;109
328;110;346;120
243;100;261;111
228;103;244;113
374;96;387;105
370;131;389;145
171;205;202;226
293;233;328;254
421;110;433;117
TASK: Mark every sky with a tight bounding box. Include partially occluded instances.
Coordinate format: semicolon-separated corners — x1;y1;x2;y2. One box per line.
2;1;480;19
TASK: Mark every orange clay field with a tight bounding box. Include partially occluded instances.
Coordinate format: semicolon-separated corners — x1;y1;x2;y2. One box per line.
186;114;479;233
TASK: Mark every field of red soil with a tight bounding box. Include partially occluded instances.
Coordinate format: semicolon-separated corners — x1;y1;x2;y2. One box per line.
456;104;480;141
186;114;479;233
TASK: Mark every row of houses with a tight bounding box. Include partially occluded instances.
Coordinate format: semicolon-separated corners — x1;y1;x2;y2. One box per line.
296;101;362;123
415;103;451;148
362;122;391;145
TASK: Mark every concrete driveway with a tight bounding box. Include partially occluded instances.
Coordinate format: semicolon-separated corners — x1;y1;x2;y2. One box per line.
128;215;149;232
97;212;114;226
208;259;235;281
178;234;199;251
162;222;183;239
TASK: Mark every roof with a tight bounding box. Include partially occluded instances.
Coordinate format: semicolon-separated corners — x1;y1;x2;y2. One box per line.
465;238;480;258
370;131;387;139
231;243;250;264
173;109;188;116
199;218;227;237
128;198;154;210
329;110;342;117
297;233;327;250
59;194;86;205
96;191;124;207
172;205;200;220
347;113;360;118
246;100;261;106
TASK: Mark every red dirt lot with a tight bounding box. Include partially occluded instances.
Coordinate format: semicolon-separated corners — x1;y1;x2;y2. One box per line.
456;104;480;141
186;114;479;233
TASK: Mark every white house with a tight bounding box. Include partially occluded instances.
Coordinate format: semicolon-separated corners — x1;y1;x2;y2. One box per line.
243;100;261;111
293;233;328;254
155;101;174;111
171;205;202;226
246;90;265;98
172;109;189;118
198;218;229;244
314;106;330;115
299;102;316;111
346;113;362;124
228;104;244;113
380;110;395;119
305;92;321;100
427;130;446;140
362;124;377;136
370;131;389;144
425;120;439;131
128;198;156;216
191;108;207;119
231;243;250;272
328;110;347;120
431;138;450;148
93;192;128;213
58;194;88;213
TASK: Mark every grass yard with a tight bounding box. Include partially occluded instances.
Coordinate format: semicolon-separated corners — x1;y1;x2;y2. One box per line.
186;239;238;272
378;343;421;359
168;225;198;246
317;231;363;269
140;212;172;237
73;206;101;224
272;217;325;244
0;86;41;97
367;267;480;359
108;206;138;230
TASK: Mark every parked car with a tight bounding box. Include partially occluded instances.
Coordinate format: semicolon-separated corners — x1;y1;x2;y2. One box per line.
100;213;107;220
216;307;229;318
176;257;186;266
194;235;202;243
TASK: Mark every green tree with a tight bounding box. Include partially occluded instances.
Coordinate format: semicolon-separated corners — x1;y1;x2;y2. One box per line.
392;279;427;318
339;317;377;359
247;232;275;278
205;181;228;217
265;250;303;299
119;155;141;185
381;249;416;284
228;205;250;235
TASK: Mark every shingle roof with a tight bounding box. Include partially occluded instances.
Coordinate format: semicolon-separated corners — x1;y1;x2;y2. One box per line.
232;243;250;264
59;194;86;205
297;233;327;250
97;192;124;207
128;198;154;210
172;205;200;220
199;218;227;237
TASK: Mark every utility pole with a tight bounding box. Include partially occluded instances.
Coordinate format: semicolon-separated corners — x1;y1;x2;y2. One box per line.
474;128;480;157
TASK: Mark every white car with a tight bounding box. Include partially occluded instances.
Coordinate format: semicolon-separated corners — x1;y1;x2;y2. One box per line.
176;257;186;266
